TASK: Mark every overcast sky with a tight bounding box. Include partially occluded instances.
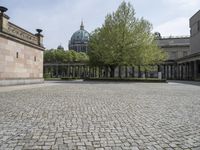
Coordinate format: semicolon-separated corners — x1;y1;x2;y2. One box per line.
0;0;200;49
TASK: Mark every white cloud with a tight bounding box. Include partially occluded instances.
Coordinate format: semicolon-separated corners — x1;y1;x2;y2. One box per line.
154;17;190;37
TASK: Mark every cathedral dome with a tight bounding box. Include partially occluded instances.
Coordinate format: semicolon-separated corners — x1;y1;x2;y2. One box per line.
69;21;90;53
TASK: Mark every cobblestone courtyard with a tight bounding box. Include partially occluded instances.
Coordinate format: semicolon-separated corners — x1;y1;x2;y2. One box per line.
0;81;200;150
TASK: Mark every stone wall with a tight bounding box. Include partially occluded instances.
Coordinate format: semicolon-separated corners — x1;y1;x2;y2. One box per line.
161;46;190;60
157;37;190;60
190;10;200;54
0;36;43;80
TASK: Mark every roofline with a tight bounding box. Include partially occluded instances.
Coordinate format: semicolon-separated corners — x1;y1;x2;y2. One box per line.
176;52;200;61
158;36;190;40
190;10;200;21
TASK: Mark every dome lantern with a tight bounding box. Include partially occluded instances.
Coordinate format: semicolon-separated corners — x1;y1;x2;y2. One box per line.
80;21;84;30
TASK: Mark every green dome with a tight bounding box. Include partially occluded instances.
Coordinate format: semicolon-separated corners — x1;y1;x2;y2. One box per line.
69;21;90;53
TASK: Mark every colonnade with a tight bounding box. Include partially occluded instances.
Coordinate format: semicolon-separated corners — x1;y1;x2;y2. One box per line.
44;61;199;80
44;64;137;79
44;64;98;78
161;60;199;80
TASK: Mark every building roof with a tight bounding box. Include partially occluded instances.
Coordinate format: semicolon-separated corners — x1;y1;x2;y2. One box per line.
157;36;190;48
69;22;90;45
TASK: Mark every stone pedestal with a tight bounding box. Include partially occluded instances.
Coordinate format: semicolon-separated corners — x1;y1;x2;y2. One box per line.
158;72;162;80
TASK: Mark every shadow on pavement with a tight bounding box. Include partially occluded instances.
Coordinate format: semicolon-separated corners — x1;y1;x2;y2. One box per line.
45;80;166;85
168;80;200;86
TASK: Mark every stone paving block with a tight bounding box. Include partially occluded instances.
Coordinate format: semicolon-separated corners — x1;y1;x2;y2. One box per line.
0;82;200;149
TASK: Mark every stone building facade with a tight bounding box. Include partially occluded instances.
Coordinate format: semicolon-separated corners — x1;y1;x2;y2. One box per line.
0;6;45;86
44;10;200;81
157;37;190;60
159;10;200;80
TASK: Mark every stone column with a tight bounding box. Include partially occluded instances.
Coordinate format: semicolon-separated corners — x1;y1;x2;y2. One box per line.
93;67;96;78
177;64;180;80
66;65;68;77
88;66;91;78
179;64;181;80
99;66;101;78
132;67;135;78
81;65;83;78
186;63;188;80
194;61;197;80
69;66;71;77
184;63;186;80
94;67;96;78
182;63;185;80
185;63;188;80
188;62;190;80
56;65;59;78
77;65;79;77
170;65;173;79
163;65;166;79
181;64;184;80
125;66;128;78
138;66;141;78
174;64;177;80
187;62;190;80
166;65;169;79
191;62;193;80
72;66;74;77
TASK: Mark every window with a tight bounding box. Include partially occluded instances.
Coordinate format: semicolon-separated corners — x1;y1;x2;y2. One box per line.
198;20;200;32
34;56;36;62
16;52;19;58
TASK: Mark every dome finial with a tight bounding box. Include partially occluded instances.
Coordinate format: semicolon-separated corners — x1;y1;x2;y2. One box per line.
80;20;84;30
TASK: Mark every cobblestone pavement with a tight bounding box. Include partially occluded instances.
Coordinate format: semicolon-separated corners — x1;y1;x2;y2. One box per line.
0;81;200;150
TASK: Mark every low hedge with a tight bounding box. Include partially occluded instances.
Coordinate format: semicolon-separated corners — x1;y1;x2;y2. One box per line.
44;78;61;81
61;77;82;80
84;77;166;83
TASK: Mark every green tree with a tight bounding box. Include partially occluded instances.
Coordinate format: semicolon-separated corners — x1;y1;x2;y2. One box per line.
44;49;89;63
88;1;166;77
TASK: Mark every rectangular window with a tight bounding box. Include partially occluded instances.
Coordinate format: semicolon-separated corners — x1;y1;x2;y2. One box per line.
198;20;200;32
34;56;36;62
16;52;19;58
